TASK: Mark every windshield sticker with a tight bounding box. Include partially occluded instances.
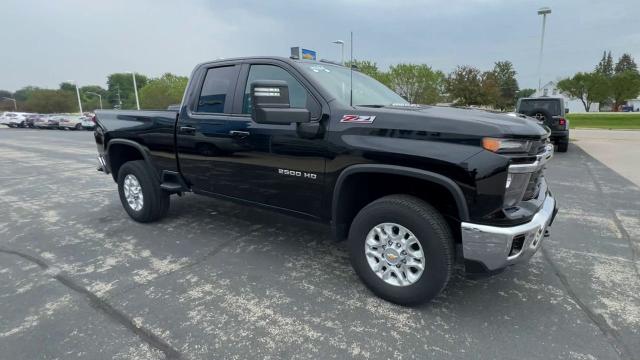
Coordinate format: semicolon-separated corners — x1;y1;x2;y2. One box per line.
340;115;376;124
309;65;330;73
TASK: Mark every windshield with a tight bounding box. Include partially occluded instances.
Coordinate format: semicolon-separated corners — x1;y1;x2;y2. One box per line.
297;62;408;107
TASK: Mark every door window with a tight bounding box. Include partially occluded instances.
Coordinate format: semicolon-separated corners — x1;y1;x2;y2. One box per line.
242;65;307;113
197;66;238;113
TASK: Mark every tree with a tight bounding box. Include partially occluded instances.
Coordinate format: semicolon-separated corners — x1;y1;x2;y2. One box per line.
515;88;536;101
13;86;39;102
595;51;614;77
106;73;148;109
347;60;391;87
0;90;14;111
59;82;77;92
139;73;188;110
557;72;610;112
22;89;76;113
480;71;500;107
610;70;640;111
386;64;445;104
614;53;638;74
446;65;483;106
80;85;108;111
491;61;519;110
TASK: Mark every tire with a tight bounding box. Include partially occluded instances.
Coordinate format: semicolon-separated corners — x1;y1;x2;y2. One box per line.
117;160;170;222
20;121;26;128
557;138;568;152
347;194;454;305
75;123;82;130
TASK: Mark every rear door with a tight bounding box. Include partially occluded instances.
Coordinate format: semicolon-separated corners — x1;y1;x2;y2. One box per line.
176;64;243;192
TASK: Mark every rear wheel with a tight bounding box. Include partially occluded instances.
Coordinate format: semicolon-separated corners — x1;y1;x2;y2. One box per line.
557;137;568;152
75;123;82;130
347;195;454;305
117;160;170;222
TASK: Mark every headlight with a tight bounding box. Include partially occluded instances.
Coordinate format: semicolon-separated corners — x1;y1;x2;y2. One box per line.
482;138;532;153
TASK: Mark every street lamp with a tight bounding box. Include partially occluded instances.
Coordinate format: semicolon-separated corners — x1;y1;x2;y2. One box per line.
332;40;345;65
86;92;103;109
1;97;17;111
67;80;83;114
536;7;552;92
127;72;140;110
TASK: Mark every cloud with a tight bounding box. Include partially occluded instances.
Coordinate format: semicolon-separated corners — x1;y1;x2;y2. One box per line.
0;0;638;91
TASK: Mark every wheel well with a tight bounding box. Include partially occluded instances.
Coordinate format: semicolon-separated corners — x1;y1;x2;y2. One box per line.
107;144;144;181
333;173;462;243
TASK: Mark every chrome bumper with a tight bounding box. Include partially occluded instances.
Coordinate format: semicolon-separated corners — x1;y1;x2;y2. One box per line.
460;190;556;271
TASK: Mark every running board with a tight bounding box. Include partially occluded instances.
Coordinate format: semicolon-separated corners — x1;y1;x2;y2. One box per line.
160;170;190;193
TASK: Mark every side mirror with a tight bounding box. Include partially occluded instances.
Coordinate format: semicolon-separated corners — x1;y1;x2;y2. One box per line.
250;80;310;125
565;108;570;114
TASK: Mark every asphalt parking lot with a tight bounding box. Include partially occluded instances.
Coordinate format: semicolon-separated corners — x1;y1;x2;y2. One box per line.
1;128;639;360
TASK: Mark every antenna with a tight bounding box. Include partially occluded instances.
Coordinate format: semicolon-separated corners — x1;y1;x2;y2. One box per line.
349;31;353;107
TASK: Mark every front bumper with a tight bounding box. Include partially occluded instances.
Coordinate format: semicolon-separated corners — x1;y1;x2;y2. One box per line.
461;188;556;272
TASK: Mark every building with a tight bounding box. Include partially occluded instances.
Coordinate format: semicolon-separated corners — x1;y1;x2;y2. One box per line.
532;81;599;113
627;98;640;111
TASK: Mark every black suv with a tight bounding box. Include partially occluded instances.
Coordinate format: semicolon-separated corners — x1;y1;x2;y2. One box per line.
516;97;569;152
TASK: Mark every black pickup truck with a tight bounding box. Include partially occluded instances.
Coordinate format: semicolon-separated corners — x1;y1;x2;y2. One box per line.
94;57;557;304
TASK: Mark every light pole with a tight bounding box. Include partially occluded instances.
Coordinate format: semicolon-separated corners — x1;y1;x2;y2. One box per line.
536;7;551;92
67;80;83;114
1;97;17;111
127;72;140;110
332;40;345;65
86;92;103;109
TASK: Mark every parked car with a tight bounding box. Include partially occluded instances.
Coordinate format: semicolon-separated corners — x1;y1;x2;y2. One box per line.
95;56;557;305
3;112;29;128
81;116;96;130
34;115;62;129
25;114;44;128
0;112;10;126
516;97;569;152
58;115;84;130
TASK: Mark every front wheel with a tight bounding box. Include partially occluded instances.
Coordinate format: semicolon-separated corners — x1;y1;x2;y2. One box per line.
75;123;82;130
348;195;454;305
117;160;170;222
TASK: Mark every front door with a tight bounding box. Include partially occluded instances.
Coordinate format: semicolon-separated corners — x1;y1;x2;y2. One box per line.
177;61;328;218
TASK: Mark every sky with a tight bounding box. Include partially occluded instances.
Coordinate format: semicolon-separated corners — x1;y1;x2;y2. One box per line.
1;0;639;92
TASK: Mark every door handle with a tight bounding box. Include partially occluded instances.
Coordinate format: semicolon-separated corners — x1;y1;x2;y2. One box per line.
180;126;196;134
229;130;250;138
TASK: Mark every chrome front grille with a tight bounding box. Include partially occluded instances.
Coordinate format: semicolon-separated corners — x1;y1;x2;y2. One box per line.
504;140;553;206
522;169;543;201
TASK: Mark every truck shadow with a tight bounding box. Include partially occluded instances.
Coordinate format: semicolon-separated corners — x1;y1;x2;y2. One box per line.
161;192;558;314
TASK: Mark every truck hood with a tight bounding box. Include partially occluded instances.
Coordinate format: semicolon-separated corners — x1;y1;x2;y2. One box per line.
352;105;549;139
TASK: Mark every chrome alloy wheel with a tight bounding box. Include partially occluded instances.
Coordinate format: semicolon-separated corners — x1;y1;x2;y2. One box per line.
123;174;144;211
364;223;425;287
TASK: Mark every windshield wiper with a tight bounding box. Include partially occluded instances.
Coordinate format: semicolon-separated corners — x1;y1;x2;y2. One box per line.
356;104;386;108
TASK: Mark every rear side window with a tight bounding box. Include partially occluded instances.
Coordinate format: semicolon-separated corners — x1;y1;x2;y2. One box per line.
242;65;308;114
197;66;238;113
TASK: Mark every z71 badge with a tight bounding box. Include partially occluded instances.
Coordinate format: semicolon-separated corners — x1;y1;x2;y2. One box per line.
340;115;376;124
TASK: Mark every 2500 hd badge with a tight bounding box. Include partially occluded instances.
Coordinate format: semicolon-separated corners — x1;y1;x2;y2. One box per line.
94;56;558;305
278;168;317;179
